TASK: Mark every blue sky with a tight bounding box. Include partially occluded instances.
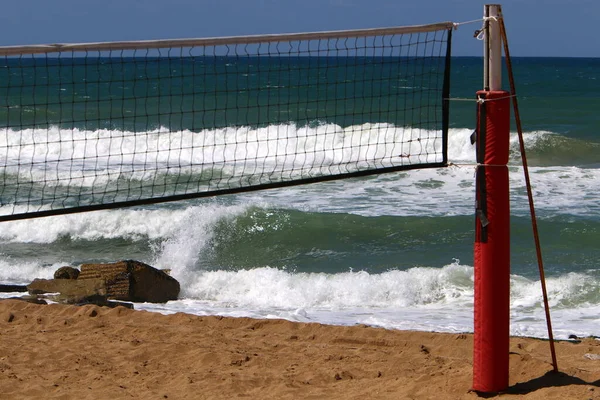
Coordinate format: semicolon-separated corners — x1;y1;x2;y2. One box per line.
0;0;595;57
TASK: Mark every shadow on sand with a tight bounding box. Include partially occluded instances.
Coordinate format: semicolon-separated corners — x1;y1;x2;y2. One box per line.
474;371;600;398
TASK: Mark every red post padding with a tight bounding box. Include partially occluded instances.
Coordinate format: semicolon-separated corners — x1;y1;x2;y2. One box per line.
478;91;510;165
473;91;511;393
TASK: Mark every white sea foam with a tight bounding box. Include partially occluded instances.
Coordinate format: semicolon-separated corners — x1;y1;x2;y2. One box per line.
145;265;600;338
0;202;250;248
1;165;599;249
151;203;250;277
0;126;585;176
0;258;56;284
3;125;599;219
241;163;600;218
1;253;598;338
0;123;445;186
157;261;597;338
181;262;474;309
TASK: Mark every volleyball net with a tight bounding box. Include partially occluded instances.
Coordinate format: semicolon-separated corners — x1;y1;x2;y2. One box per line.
0;22;453;221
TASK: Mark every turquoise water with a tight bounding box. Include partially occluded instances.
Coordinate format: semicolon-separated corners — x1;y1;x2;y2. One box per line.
0;56;599;339
0;56;445;131
451;57;600;142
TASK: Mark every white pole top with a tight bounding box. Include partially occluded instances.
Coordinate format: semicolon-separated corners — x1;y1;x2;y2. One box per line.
485;4;503;91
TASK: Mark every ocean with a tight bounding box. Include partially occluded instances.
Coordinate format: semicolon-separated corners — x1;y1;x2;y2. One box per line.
1;56;599;340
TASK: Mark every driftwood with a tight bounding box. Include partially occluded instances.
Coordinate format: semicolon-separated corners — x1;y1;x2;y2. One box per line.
77;260;179;303
43;293;134;309
12;260;179;309
27;278;132;308
28;278;106;296
5;295;47;305
0;284;28;293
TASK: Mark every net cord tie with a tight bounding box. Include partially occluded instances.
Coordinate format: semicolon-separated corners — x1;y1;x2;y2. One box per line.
444;94;515;103
473;16;501;40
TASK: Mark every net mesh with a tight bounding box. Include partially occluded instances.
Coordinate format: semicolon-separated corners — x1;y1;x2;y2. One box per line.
0;24;452;221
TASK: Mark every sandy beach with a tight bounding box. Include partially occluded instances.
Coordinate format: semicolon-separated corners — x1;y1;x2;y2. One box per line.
0;299;597;399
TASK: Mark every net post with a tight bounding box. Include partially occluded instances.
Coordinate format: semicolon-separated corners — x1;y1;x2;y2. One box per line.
473;4;511;394
484;4;503;91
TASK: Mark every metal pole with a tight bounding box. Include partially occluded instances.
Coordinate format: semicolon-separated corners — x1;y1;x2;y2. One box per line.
484;4;502;91
498;15;559;374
